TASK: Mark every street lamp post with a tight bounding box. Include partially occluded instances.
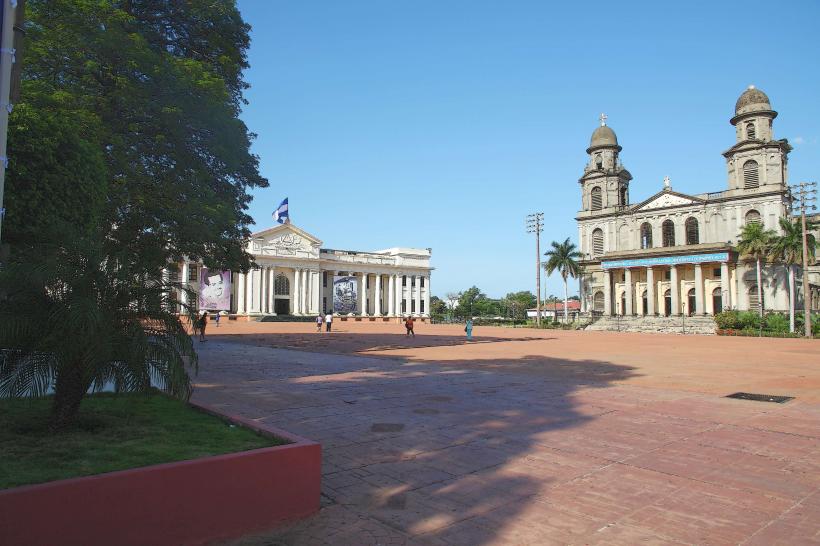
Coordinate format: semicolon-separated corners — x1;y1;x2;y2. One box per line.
526;212;544;327
791;181;817;338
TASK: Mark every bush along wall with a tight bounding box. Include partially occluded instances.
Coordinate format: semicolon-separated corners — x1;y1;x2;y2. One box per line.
714;310;820;337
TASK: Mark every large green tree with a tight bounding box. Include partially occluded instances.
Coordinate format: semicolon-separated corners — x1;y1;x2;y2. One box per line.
736;222;776;320
544;238;582;323
503;291;536;320
769;217;817;332
8;0;267;270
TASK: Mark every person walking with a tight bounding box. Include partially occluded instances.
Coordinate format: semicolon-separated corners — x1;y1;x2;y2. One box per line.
405;316;415;337
465;318;473;341
214;312;221;328
198;311;208;342
316;314;324;332
325;312;333;332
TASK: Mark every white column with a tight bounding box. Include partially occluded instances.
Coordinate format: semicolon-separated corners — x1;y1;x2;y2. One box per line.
604;270;612;316
311;270;320;315
262;266;269;314
670;265;680;316
398;274;405;315
646;267;655;316
268;267;276;314
180;262;189;314
251;268;260;313
293;269;302;314
374;274;382;315
694;264;704;315
387;275;395;316
625;269;633;316
358;273;367;315
721;262;730;311
423;276;431;317
237;272;246;314
413;276;421;316
302;268;309;314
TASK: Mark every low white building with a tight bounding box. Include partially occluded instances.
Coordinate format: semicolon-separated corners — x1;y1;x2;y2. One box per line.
175;223;433;319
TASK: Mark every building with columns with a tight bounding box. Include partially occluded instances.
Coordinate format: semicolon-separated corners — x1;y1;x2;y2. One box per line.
577;86;818;318
176;222;433;319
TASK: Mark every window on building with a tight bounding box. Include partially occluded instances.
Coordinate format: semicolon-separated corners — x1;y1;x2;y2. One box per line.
402;275;407;286
665;270;671;281
366;275;369;289
712;287;722;314
188;265;198;282
274;274;290;296
590;186;602;211
593;291;604;313
746;122;756;140
748;285;764;312
595;154;603;170
421;300;425;313
687;288;696;316
591;228;604;257
421;277;425;288
662;220;676;247
323;271;327;287
685;217;699;245
411;300;415;313
713;267;721;277
640;223;653;249
745;209;761;226
619;186;628;206
743;160;759;189
411;276;416;287
323;297;327;313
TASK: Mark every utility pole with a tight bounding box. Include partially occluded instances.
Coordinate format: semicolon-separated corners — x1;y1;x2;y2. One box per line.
791;181;817;338
526;212;544;327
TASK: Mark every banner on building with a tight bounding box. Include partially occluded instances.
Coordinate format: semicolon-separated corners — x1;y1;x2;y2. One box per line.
333;275;357;314
198;269;232;311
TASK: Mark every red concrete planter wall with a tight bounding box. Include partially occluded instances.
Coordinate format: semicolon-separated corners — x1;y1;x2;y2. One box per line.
0;402;321;546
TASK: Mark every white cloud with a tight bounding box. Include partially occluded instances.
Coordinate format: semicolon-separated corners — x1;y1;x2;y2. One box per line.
793;136;805;145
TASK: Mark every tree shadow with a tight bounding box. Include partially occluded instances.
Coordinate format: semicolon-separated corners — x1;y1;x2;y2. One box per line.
194;336;646;545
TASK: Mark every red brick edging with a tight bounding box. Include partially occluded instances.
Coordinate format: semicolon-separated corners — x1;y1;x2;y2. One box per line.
0;401;321;546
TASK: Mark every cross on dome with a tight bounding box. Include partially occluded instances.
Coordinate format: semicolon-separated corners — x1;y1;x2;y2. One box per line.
599;113;607;126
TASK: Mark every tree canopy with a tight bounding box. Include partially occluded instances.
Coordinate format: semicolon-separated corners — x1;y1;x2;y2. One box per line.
6;0;267;271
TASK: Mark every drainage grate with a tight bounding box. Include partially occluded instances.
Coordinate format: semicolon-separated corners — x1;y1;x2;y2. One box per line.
726;392;794;404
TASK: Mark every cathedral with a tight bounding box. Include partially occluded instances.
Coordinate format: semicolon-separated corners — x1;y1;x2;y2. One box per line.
577;86;818;318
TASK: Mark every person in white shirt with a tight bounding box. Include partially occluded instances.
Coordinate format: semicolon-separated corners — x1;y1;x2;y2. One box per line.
324;312;333;332
315;314;323;332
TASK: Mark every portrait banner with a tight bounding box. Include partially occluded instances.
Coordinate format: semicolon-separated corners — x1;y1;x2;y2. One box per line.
198;269;232;311
333;275;357;314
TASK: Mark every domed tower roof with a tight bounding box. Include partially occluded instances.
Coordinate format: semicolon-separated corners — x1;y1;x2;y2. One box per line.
586;113;622;153
734;85;772;116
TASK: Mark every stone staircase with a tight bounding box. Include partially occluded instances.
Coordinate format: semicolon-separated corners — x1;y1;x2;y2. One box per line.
585;315;716;335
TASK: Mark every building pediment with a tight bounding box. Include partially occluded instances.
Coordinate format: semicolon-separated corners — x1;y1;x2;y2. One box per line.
634;189;704;212
249;224;322;258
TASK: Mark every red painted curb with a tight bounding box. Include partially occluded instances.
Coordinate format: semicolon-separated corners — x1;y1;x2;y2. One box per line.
0;402;321;546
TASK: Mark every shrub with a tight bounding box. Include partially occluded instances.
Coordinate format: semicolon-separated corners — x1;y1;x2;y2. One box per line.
764;313;789;333
714;310;740;330
738;311;763;331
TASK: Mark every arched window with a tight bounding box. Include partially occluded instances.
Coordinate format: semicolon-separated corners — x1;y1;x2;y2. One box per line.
743;160;759;189
749;284;764;312
662;220;676;247
593;291;604;313
745;209;761;226
274;274;290;296
687;288;696;316
591;228;604;257
590;187;602;210
595;154;603;170
641;290;648;315
712;287;722;314
640;223;653;249
685;217;699;245
746;122;756;140
619;186;628;206
664;289;672;316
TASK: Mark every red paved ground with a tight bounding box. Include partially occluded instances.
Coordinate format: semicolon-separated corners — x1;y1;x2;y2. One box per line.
196;321;820;545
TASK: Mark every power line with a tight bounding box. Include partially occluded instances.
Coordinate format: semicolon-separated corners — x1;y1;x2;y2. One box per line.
526;212;544;327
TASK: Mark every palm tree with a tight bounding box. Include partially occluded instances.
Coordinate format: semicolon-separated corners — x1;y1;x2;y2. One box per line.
544;238;582;323
736;222;776;321
769;217;818;332
0;231;197;430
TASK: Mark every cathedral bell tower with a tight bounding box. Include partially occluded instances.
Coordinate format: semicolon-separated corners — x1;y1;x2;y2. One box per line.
579;114;633;214
723;85;791;192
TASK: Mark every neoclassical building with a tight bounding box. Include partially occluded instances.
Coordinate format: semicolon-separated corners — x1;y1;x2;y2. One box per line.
577;86;817;317
175;223;433;318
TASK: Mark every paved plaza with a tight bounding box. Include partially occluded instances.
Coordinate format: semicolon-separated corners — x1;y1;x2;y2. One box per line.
195;321;820;545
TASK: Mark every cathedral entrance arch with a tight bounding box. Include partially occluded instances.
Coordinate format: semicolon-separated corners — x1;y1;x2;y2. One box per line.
712;287;723;314
593;291;604;314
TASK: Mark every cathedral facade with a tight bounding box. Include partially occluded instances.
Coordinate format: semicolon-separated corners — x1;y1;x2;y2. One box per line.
577;86;817;317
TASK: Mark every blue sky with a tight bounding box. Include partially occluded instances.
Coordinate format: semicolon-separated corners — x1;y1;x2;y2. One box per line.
235;0;820;299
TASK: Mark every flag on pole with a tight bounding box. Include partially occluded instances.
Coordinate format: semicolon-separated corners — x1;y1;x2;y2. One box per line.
273;198;289;224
